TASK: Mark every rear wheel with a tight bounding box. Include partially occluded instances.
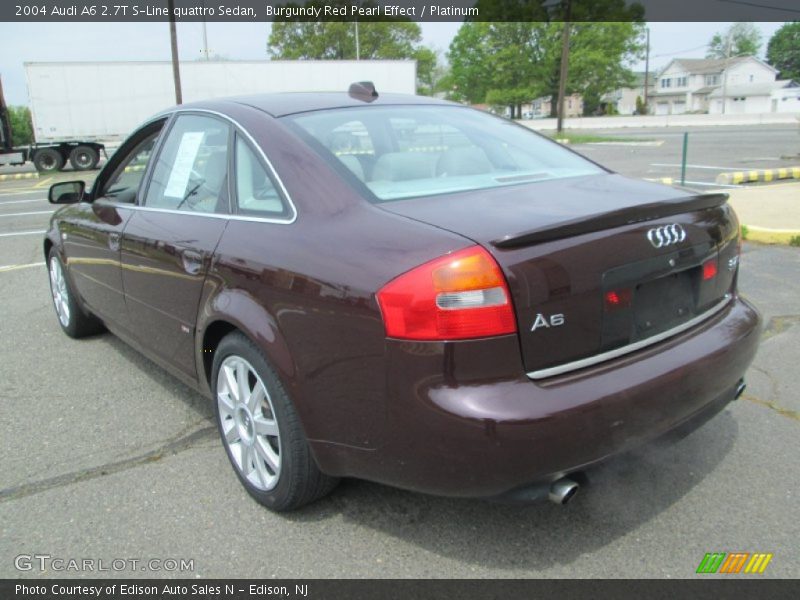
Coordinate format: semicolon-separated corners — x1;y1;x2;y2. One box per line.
212;332;338;511
69;146;100;171
33;148;64;172
47;249;104;338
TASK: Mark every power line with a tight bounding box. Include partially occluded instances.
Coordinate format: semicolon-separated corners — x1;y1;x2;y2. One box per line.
715;0;800;14
652;44;709;59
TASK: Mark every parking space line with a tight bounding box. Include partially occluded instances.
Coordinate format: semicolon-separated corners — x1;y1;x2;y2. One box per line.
0;189;45;197
34;176;53;189
0;210;54;218
0;198;47;205
0;230;46;237
651;163;744;171
0;262;45;273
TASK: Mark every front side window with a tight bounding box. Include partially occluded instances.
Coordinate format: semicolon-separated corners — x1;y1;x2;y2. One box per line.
144;114;230;214
100;122;164;202
288;105;603;202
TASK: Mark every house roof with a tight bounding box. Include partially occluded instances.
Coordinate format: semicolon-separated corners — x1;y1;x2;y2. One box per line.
657;56;777;78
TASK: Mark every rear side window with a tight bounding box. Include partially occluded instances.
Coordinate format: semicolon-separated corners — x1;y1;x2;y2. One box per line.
233;135;289;218
144;114;230;214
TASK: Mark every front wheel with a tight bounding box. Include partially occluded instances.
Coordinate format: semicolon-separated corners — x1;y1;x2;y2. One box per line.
212;332;339;511
47;249;104;338
33;148;64;172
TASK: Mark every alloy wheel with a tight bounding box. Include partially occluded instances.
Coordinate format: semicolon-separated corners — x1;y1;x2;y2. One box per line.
216;355;281;491
49;258;70;327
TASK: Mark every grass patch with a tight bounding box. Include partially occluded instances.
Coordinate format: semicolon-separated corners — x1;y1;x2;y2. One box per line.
741;225;750;241
549;133;653;144
790;235;800;247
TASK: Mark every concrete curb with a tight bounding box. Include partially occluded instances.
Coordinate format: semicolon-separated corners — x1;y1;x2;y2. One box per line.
742;226;800;246
0;172;39;182
716;166;800;185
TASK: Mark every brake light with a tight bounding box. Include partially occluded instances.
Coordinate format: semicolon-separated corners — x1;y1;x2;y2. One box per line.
702;258;718;281
604;288;632;312
376;246;517;340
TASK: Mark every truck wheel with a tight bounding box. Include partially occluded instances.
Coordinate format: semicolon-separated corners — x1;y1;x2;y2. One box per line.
69;146;99;171
33;148;64;172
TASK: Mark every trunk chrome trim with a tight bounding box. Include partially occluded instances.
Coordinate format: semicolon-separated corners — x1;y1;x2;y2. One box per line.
527;294;733;380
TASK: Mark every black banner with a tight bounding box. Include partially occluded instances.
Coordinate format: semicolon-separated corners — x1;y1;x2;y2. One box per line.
2;0;800;23
3;579;800;600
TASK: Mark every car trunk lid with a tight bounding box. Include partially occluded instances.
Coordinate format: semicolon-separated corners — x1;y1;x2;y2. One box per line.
379;174;739;376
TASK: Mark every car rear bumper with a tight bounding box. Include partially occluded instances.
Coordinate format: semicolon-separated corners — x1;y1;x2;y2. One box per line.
342;294;760;498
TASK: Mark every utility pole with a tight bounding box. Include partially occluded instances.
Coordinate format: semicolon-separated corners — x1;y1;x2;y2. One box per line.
643;27;650;114
720;31;732;115
167;0;182;104
200;0;209;60
556;0;572;134
354;20;360;60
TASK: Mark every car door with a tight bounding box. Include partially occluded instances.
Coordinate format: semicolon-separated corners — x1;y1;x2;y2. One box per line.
60;121;164;330
120;113;231;379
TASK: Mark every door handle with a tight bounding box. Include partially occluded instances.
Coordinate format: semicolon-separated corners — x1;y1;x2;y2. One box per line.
108;232;121;252
181;250;204;275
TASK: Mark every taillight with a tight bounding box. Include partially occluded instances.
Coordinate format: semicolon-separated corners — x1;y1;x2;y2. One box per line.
376;246;517;340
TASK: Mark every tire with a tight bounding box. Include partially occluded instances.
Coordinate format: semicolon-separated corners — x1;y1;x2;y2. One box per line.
69;145;100;171
212;332;339;511
33;148;65;172
47;249;105;338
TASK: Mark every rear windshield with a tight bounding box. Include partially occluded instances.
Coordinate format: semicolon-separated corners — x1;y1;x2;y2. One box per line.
286;105;603;202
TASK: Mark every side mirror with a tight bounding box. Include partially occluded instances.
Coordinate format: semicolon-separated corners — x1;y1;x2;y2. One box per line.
49;181;85;204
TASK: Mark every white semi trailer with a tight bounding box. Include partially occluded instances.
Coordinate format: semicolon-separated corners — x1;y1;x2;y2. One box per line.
23;60;418;146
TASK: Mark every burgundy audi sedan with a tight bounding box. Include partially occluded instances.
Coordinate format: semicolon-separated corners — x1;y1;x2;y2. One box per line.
44;85;761;510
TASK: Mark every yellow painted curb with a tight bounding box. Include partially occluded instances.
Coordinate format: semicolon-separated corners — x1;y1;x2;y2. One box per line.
716;166;800;185
743;226;800;245
0;172;40;181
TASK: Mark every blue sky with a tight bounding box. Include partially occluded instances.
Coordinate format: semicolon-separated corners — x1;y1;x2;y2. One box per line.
0;21;786;106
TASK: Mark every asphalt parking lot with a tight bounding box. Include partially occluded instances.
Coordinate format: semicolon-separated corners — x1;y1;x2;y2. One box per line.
0;161;798;579
539;124;800;189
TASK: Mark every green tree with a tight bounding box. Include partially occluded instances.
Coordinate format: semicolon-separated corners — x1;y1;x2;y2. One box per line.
706;23;762;59
448;20;644;118
766;22;800;81
267;3;437;93
445;22;494;104
8;106;33;145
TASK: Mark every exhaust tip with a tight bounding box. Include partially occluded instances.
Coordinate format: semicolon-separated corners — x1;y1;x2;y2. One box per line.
548;478;579;505
735;379;746;400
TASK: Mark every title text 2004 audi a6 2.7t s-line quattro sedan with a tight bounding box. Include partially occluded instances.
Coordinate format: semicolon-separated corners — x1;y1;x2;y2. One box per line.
44;83;760;511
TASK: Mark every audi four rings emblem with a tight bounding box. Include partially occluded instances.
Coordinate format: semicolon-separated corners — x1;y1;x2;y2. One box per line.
646;224;687;248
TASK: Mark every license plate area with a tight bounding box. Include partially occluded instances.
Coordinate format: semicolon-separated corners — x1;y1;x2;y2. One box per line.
632;270;696;340
601;242;714;350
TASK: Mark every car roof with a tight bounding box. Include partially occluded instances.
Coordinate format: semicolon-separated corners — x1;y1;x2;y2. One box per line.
188;92;457;118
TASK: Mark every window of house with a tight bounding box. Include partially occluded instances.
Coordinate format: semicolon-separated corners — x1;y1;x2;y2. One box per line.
676;77;687;87
705;74;720;86
661;78;671;88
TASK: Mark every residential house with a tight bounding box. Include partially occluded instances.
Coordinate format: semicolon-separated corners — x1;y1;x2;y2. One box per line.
529;94;584;118
709;80;800;114
651;56;779;115
601;72;655;115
